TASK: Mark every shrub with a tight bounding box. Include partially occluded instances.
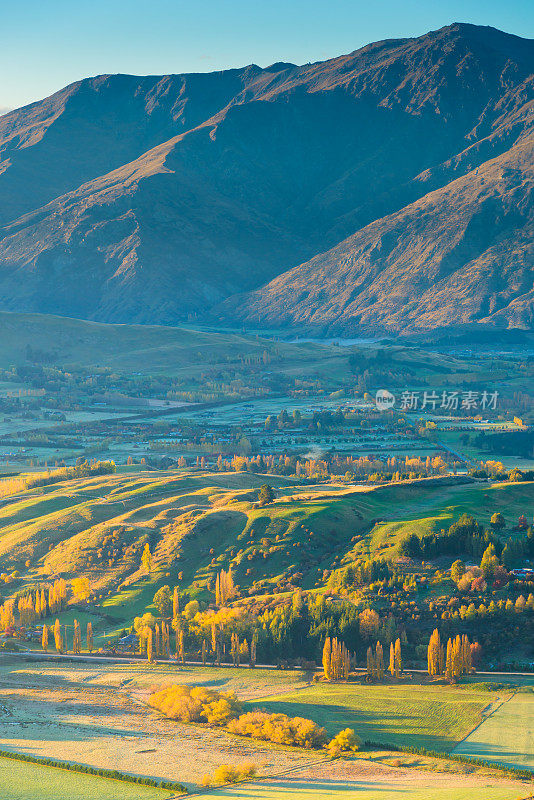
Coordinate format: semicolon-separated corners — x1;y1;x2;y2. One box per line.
326;728;362;757
227;711;327;748
148;684;241;724
202;763;257;786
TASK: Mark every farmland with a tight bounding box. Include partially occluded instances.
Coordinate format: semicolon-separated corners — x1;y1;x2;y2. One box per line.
0;757;169;800
253;683;492;751
0;659;532;800
0;313;532;798
454;690;534;770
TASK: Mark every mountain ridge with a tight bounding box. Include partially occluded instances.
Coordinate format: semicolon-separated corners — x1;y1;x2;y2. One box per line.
0;23;532;330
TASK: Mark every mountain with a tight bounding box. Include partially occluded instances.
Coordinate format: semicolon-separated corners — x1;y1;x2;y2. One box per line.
224;133;534;333
0;23;532;329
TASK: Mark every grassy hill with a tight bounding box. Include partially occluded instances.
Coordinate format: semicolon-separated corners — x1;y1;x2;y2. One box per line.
0;467;532;648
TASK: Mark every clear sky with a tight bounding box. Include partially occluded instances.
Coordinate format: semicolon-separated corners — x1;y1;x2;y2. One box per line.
2;0;533;111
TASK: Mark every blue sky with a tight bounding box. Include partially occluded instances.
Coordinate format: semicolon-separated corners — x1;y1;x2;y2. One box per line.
2;0;533;111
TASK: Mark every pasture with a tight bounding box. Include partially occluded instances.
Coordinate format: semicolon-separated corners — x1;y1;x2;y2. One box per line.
454;690;534;770
253;683;492;751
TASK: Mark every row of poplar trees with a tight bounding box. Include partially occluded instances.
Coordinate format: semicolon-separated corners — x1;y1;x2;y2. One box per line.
427;629;472;680
41;619;93;654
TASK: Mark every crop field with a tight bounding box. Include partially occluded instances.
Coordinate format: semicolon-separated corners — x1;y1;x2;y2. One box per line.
454;691;534;770
252;683;492;751
0;757;168;800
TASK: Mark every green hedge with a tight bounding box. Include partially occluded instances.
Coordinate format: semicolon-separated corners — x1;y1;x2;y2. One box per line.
0;749;187;793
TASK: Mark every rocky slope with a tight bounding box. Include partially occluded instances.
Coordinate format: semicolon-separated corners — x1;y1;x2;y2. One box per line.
0;23;532;328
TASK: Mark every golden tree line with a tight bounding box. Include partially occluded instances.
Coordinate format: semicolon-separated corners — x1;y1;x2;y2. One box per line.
143;620;172;663
41;619;93;654
215;569;235;606
0;579;68;631
427;629;472;680
322;637;351;681
366;641;385;680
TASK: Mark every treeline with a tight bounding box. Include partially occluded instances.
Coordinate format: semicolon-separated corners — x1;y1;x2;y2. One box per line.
401;513;534;566
24;460;116;489
0;579;67;629
428;630;472;680
400;514;499;560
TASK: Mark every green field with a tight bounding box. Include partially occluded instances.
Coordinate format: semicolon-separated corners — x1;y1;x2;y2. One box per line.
254;683;492;751
454;692;534;770
0;757;168;800
208;779;524;800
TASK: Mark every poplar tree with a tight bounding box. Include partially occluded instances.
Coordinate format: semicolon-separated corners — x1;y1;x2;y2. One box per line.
375;642;384;680
173;587;180;620
366;646;375;680
215;570;235;606
322;637;332;680
72;619;81;654
86;622;93;652
394;638;402;677
147;628;154;663
427;629;444;676
53;619;63;653
178;629;185;665
41;624;48;653
389;642;395;676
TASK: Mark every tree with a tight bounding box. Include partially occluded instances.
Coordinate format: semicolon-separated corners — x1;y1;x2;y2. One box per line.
53;618;63;653
172;586;180;619
359;608;380;639
323;637;351;681
427;629;444;676
141;543;152;574
480;544;499;579
258;484;275;507
322;637;332;680
394;638;402;677
375;641;384;681
366;646;375;680
153;585;172;618
250;632;257;669
451;560;465;584
215;570;235;606
72;619;81;654
72;576;90;602
147;627;154;663
490;512;505;531
41;624;48;653
86;622;93;652
231;632;240;667
178;628;185;664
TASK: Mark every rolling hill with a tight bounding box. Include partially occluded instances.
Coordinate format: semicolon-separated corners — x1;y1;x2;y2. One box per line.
0;23;532;330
